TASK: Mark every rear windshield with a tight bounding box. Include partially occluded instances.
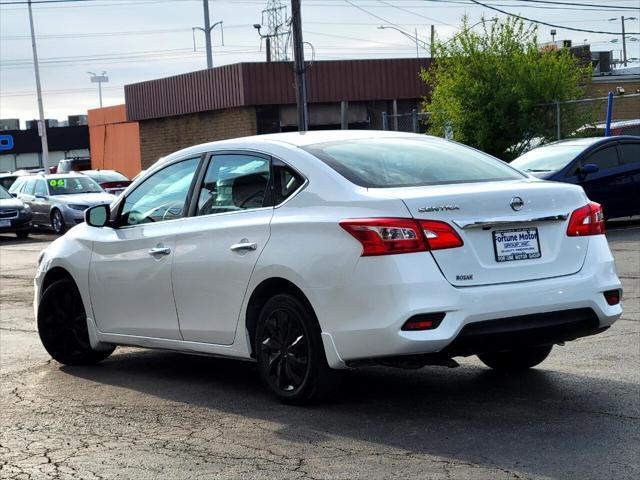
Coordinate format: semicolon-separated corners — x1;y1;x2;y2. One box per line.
47;176;103;195
511;143;585;172
86;171;128;183
303;138;524;188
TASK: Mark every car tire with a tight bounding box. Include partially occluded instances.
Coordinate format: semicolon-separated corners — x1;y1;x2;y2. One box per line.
37;278;115;365
50;209;66;234
16;231;29;239
477;345;553;371
255;293;336;404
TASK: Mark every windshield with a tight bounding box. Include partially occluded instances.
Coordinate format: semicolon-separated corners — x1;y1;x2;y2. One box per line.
0;185;12;200
86;171;128;183
303;137;524;188
47;176;103;195
511;144;584;172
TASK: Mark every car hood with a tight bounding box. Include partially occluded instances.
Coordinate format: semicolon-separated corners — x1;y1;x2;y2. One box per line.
0;198;24;209
51;192;115;205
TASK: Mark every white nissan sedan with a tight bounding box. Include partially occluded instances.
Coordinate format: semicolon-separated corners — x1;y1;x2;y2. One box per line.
34;131;622;403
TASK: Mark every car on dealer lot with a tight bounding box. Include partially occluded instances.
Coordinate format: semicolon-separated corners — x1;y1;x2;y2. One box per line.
511;136;640;219
0;185;32;238
13;173;114;234
80;170;132;196
34;131;622;404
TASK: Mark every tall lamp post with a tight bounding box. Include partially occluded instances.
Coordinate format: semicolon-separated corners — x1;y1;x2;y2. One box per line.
378;25;429;58
609;16;638;67
88;72;109;108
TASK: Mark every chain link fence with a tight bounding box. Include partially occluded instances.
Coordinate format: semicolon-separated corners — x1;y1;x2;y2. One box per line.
381;110;431;134
380;93;640;144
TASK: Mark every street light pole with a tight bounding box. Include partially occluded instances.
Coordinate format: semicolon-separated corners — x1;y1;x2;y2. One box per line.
88;72;109;108
378;25;428;58
27;0;49;170
621;15;627;67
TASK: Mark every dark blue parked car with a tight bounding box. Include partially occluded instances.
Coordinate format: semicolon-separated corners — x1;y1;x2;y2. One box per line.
512;136;640;220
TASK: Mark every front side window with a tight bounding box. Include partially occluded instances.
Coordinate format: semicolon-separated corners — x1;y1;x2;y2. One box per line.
582;146;619;171
197;154;270;216
119;157;200;226
304;138;524;188
619;143;640;166
34;180;47;197
22;179;37;195
47;176;102;195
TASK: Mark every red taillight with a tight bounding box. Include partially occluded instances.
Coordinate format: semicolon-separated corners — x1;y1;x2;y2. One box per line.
339;218;427;256
339;218;462;256
419;220;464;250
567;202;605;237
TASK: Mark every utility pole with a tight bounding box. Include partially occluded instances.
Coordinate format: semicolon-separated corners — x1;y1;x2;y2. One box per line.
621;15;627;67
194;0;223;69
430;24;435;57
291;0;308;131
27;0;49;170
203;0;213;68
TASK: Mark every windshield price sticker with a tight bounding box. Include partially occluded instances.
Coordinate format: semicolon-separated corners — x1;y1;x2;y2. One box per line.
493;227;542;262
50;179;66;187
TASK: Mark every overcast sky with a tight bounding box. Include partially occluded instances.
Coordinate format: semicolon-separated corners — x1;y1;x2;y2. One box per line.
1;0;638;125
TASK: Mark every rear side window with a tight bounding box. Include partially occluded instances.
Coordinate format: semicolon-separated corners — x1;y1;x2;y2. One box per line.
619;143;640;165
197;154;270;215
582;145;619;171
303;138;524;188
273;161;304;205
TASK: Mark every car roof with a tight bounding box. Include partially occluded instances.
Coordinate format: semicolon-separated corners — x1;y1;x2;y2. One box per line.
539;135;639;148
156;130;440;168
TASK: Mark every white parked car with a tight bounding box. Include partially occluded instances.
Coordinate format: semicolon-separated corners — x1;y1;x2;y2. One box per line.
35;131;622;404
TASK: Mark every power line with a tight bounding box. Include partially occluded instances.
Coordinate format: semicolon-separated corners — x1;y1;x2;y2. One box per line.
467;0;640;35
490;0;640;10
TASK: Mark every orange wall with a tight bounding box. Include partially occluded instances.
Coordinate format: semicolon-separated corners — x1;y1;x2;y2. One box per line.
88;105;142;180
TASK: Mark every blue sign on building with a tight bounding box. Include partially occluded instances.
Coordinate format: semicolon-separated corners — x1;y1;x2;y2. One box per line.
0;134;14;151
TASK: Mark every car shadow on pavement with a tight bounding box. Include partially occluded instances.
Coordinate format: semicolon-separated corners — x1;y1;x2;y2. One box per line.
61;348;638;479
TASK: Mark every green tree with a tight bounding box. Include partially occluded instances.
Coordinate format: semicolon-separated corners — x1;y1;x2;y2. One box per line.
421;17;592;160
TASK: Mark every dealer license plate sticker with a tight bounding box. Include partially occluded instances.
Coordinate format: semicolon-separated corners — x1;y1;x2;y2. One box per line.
492;227;541;262
0;219;11;228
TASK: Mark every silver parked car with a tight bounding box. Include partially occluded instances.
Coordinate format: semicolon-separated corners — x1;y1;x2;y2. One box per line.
13;174;114;234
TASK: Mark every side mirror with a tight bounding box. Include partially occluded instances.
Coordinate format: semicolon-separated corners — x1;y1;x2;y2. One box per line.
579;163;599;176
85;204;110;228
10;192;17;198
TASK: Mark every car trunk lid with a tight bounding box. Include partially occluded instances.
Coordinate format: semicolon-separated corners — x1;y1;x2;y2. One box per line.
371;180;590;287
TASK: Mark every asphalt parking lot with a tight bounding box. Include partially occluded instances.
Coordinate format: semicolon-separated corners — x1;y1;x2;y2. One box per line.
1;225;638;480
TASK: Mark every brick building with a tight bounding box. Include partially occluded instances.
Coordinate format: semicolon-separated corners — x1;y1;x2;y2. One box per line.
89;57;639;175
123;58;431;169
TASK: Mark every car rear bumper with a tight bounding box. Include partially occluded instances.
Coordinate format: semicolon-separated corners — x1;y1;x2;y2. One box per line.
314;235;622;368
0;218;32;233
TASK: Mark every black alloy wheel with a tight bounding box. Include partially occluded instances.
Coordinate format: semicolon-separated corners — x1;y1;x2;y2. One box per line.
255;294;335;404
38;279;114;365
50;209;66;234
477;345;553;371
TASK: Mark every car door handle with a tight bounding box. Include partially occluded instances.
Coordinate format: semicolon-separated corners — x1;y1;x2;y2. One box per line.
230;242;257;252
148;246;171;256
